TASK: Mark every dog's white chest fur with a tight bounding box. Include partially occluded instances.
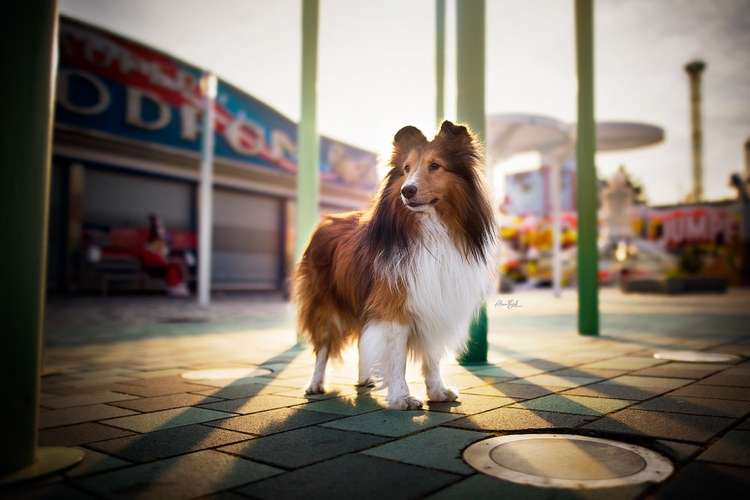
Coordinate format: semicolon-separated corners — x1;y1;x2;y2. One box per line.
403;216;495;353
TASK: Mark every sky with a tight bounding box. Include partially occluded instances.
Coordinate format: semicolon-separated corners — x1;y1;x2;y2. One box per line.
60;0;750;205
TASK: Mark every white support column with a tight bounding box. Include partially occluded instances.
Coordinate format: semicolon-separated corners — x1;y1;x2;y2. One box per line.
550;159;562;297
198;73;217;306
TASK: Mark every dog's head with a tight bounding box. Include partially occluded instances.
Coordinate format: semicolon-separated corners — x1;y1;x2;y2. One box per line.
390;120;483;213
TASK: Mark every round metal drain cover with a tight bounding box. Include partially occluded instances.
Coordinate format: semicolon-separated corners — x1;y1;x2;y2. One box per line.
464;434;673;489
653;350;740;363
181;367;272;380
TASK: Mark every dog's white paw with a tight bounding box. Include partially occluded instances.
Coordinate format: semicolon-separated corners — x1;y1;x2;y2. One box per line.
305;382;325;395
427;386;459;402
388;395;423;410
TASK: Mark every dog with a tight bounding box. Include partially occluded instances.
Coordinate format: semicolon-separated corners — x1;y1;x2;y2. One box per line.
294;120;497;410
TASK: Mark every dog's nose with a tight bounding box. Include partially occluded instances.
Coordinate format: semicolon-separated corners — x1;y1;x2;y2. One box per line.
401;184;417;199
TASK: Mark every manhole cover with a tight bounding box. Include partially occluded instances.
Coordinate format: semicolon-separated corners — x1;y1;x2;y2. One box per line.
464;434;673;489
181;367;272;380
653;350;740;363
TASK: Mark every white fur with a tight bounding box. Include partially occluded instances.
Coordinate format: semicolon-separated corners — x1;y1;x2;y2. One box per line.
404;213;495;359
359;321;422;409
373;212;496;406
305;344;329;395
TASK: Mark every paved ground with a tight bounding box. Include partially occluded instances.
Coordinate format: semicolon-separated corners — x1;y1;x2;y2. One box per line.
6;288;750;499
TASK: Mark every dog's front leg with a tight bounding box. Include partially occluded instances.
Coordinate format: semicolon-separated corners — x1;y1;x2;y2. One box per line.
422;351;458;402
383;323;422;410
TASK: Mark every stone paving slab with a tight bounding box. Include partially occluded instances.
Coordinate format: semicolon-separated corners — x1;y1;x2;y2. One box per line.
189;382;293;400
653;462;750;498
581;356;667;371
630;394;750;417
581;408;735;442
511;394;634;416
206;407;342;436
102;407;233;433
362;427;490;475
463;382;556;399
654;439;703;463
548;367;630;379
271;383;362;400
298;393;386;416
505;374;602;389
632;362;731;379
39;404;138;429
426;393;516;415
40;391;140;409
604;375;692;389
197;394;310;415
444;407;595;431
39;422;136;447
238;453;461;500
426;473;650;500
562;382;672;400
108;381;214;398
697;372;750;387
88;423;253;462
321;409;463;437
696;430;750;466
669;383;750;401
64;448;131;478
110;393;223;412
219;426;390;468
74;449;282;500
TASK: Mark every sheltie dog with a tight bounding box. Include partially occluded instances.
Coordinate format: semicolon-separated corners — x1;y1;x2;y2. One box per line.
294;120;497;410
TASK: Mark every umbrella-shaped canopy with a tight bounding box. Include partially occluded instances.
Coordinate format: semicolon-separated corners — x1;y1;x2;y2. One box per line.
487;113;664;163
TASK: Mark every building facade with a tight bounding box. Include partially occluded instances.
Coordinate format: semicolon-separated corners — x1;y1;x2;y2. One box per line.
49;18;378;294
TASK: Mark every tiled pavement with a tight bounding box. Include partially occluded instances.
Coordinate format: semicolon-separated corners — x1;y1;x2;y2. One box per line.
5;289;750;499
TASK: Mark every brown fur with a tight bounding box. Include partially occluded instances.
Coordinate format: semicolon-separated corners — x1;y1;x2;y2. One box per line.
293;121;494;358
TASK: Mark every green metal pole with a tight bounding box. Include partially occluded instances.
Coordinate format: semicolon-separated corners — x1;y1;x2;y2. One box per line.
295;0;320;261
0;1;82;480
456;0;488;364
575;0;599;336
435;0;446;127
0;1;58;474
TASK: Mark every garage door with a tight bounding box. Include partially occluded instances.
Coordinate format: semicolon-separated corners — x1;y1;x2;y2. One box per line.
212;188;280;289
84;167;193;229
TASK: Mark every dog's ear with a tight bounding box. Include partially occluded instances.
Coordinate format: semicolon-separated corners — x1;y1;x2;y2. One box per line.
436;120;473;146
435;120;482;170
391;126;426;167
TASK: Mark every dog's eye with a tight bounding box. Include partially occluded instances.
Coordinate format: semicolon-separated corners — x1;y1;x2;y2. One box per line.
403;165;410;173
429;163;440;172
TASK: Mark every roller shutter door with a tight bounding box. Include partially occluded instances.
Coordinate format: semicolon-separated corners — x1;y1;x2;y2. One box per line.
83;167;192;230
212;188;280;289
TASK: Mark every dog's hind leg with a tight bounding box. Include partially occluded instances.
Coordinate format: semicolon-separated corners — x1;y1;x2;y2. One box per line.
306;343;329;395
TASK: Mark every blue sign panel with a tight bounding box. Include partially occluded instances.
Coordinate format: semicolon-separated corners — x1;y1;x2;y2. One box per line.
55;19;377;191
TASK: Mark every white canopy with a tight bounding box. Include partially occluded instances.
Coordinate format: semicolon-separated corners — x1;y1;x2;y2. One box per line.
487;113;664;162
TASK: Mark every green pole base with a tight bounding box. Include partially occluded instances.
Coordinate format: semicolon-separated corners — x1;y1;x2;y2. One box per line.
0;447;84;486
458;304;488;365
